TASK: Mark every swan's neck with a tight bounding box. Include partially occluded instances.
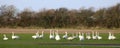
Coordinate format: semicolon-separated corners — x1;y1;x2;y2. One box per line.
95;32;98;36
42;31;44;35
65;32;67;35
36;32;39;36
56;30;59;35
4;34;7;38
12;32;15;36
79;32;81;36
55;32;58;35
111;33;114;36
92;32;94;36
109;32;111;36
52;31;54;36
50;31;51;36
97;32;99;36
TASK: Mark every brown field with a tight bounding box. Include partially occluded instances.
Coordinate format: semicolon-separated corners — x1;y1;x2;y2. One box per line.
0;28;120;34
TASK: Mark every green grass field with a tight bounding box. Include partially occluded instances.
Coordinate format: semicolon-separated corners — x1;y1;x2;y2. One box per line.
0;33;120;48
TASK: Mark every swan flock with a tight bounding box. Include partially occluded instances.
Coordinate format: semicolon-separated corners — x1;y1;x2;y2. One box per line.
1;30;117;41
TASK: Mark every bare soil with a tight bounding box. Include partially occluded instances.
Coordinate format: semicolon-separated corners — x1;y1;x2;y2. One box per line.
0;28;120;33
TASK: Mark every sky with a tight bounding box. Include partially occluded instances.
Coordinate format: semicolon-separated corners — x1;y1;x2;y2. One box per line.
0;0;120;11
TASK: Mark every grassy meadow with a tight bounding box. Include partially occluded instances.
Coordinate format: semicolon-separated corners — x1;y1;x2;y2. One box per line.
0;33;120;48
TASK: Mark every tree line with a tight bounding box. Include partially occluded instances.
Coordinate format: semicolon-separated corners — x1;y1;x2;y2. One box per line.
0;3;120;29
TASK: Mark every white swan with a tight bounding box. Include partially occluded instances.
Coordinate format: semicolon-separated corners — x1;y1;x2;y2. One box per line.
86;33;91;40
79;32;82;40
111;33;116;40
92;31;97;40
79;32;84;41
62;32;68;39
108;32;116;40
49;30;54;39
32;31;39;39
39;31;44;38
96;32;102;40
81;33;84;40
108;32;112;40
67;37;74;40
3;34;8;40
55;30;60;41
67;33;75;40
12;32;19;40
